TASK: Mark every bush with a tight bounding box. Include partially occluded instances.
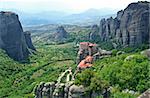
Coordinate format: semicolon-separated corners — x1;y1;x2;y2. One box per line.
95;54;149;93
112;49;118;56
98;41;114;50
110;91;138;98
75;69;109;92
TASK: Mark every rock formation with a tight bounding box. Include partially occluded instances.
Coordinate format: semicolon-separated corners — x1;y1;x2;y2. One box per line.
137;89;150;98
141;49;150;59
34;67;87;98
0;11;35;61
0;11;29;61
89;25;99;41
24;31;36;51
34;68;109;98
91;1;150;47
54;26;68;41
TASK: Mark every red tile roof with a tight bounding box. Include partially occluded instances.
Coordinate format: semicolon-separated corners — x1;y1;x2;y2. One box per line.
85;56;93;63
78;56;93;69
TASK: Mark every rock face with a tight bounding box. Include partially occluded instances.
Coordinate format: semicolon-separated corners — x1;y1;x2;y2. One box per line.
92;1;150;47
34;81;87;98
34;68;88;98
34;68;108;98
54;26;68;41
137;89;150;98
0;11;35;61
89;25;99;41
141;49;150;59
24;31;36;51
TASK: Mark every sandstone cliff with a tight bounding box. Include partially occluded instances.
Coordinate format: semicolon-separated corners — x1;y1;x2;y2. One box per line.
90;1;150;47
0;11;35;61
24;31;36;51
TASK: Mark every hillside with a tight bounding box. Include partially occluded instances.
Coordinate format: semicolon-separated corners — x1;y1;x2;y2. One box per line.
0;43;149;97
0;43;77;97
24;24;90;44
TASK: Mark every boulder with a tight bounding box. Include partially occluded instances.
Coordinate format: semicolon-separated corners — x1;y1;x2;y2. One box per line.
141;49;150;59
138;89;150;98
100;49;112;56
53;83;65;98
116;51;125;56
124;55;136;61
69;85;85;98
34;82;55;98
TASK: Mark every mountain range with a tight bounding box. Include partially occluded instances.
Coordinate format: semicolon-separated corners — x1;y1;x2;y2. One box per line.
0;8;116;26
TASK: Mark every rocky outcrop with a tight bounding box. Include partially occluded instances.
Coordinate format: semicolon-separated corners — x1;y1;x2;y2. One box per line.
34;68;87;98
99;17;119;42
0;11;29;61
141;49;150;59
138;89;150;98
92;1;150;47
89;25;99;41
54;26;68;41
34;68;109;98
24;31;36;51
34;81;87;98
0;11;35;61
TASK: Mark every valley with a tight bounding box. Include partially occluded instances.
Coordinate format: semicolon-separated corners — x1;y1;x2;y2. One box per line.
0;1;149;98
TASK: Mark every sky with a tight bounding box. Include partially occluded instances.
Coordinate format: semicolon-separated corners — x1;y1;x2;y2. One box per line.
0;0;149;13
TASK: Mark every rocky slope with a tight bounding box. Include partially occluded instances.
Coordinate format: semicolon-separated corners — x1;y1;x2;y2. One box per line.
90;1;150;47
0;11;35;61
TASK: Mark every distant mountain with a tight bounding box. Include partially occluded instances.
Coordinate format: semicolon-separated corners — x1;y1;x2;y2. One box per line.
66;8;116;18
60;8;116;25
17;11;69;26
0;8;116;26
0;8;68;26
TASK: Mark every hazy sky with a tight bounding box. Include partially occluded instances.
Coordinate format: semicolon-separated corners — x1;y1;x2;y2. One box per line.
0;0;149;13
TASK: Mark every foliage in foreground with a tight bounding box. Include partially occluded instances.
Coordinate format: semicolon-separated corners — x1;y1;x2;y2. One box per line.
75;53;149;97
0;42;149;98
0;43;76;98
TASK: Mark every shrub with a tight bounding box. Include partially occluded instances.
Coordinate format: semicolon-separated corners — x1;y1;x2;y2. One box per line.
96;54;149;93
75;69;109;92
